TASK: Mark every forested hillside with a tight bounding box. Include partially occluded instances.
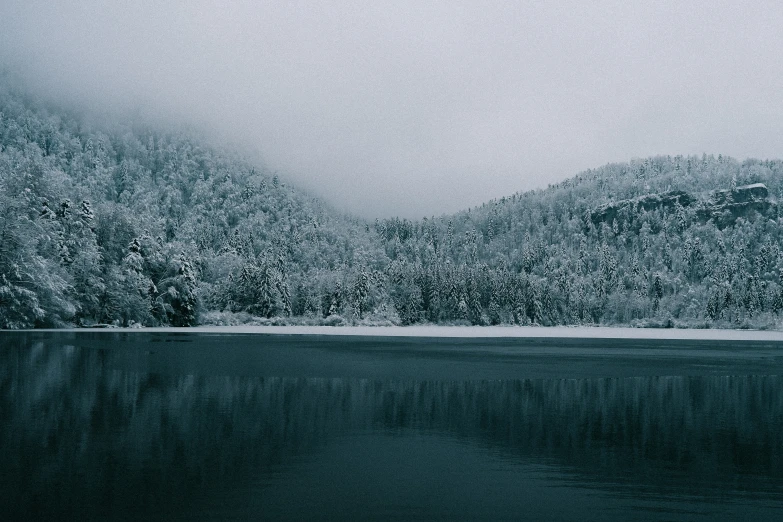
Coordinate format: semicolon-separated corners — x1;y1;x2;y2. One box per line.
2;82;783;329
376;156;783;327
0;83;386;328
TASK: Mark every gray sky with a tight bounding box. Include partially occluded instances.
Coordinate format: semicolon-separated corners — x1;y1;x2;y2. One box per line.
1;1;782;218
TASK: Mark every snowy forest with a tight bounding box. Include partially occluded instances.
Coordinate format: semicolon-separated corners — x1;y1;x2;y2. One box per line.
2;82;783;329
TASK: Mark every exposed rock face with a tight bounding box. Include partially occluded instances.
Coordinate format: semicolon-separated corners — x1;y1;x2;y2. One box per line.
698;183;775;227
591;190;694;225
591;183;776;229
711;183;768;204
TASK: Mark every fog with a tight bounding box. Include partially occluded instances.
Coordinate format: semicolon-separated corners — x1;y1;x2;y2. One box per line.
1;1;781;218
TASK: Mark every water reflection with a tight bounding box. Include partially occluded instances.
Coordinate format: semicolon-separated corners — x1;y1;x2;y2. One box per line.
2;340;783;520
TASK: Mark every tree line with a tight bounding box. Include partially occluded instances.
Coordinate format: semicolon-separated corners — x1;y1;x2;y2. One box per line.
2;82;783;329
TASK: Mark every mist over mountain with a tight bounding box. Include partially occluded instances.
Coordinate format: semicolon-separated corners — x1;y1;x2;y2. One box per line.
2;81;782;329
2;1;782;218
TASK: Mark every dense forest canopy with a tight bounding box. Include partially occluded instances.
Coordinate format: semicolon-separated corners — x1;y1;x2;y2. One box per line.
1;82;782;329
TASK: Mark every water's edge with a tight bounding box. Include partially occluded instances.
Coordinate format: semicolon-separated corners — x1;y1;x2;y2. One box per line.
7;324;783;341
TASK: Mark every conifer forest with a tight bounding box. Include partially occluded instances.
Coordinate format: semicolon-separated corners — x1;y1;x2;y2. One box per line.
2;83;783;329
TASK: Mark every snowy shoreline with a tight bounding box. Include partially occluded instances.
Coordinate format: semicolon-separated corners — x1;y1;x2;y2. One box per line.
14;325;783;342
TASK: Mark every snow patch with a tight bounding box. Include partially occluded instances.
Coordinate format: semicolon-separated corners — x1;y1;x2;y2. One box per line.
31;325;783;341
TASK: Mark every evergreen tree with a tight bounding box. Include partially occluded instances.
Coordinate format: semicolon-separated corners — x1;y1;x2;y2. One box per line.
352;269;370;319
157;253;199;326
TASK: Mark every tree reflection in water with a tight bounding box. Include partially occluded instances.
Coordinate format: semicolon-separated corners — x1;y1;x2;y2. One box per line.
2;341;782;519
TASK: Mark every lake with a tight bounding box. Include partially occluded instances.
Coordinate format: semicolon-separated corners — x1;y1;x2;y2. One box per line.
2;331;783;520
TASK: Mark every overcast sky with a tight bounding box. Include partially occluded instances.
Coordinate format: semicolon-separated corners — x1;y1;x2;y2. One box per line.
1;1;781;218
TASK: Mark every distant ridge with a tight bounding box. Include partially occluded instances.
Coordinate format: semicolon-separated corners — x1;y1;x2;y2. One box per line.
2;81;783;329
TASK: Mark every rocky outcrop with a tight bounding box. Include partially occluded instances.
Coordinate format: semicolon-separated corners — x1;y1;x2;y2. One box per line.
698;183;776;227
591;190;694;225
591;183;776;229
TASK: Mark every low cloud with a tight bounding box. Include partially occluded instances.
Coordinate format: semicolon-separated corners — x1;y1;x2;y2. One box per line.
2;1;782;218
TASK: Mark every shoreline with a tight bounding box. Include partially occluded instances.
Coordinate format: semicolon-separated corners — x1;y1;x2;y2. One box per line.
9;324;783;341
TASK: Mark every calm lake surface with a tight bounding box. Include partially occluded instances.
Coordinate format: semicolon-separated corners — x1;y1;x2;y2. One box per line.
2;331;783;521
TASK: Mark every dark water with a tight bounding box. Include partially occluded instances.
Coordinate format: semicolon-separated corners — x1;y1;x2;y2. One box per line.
2;332;783;520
